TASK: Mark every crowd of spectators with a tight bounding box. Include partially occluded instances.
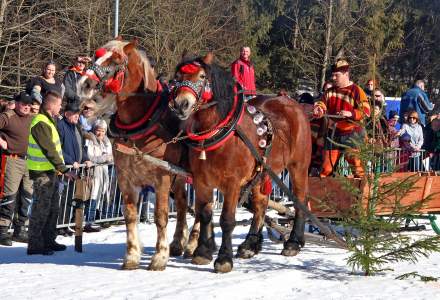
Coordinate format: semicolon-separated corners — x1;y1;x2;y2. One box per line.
0;56;115;249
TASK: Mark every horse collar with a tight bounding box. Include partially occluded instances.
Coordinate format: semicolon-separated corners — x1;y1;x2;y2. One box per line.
108;81;167;141
184;89;246;152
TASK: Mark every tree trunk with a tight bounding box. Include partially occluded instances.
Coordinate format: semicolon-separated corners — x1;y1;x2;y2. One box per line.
0;0;9;43
320;0;333;89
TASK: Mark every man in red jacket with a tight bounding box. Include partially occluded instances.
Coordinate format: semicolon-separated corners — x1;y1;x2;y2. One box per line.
231;46;256;99
313;60;370;177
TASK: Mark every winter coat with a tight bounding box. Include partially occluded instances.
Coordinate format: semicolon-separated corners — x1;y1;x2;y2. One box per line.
85;134;113;207
401;123;424;157
63;67;82;104
57;118;89;165
79;115;93;133
231;58;256;96
399;86;433;126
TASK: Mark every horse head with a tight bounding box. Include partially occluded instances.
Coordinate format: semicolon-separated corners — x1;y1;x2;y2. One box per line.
170;53;217;120
77;39;157;116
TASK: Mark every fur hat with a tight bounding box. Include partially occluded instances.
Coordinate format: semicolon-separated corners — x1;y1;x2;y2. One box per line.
331;59;350;73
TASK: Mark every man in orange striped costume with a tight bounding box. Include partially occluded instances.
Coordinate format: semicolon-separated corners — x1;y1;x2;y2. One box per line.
313;60;370;177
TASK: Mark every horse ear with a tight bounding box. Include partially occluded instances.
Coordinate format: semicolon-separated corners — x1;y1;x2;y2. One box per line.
181;49;189;62
202;52;214;65
123;41;137;54
131;38;139;47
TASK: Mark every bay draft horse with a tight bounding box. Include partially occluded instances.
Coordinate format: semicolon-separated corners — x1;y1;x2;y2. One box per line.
169;53;311;273
77;39;198;271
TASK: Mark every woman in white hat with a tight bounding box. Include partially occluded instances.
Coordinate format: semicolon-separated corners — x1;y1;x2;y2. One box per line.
84;119;113;232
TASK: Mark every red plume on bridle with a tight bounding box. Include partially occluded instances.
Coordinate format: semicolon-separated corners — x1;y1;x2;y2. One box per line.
179;62;201;74
95;48;107;59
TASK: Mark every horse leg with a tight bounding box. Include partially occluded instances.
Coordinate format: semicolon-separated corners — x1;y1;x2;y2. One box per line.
169;179;189;257
191;187;216;265
148;175;171;271
122;191;143;270
183;215;200;258
237;186;268;259
214;188;239;273
282;164;308;256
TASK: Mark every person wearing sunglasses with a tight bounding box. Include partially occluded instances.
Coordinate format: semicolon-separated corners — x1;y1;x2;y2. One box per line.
63;56;91;105
399;111;424;171
79;99;97;133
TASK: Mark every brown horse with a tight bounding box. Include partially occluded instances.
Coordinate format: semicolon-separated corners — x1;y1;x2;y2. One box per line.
169;53;311;273
76;39;198;270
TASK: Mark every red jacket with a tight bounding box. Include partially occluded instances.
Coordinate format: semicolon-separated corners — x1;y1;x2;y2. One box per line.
231;58;256;96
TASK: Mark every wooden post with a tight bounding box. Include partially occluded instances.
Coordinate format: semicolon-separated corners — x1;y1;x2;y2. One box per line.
74;200;84;253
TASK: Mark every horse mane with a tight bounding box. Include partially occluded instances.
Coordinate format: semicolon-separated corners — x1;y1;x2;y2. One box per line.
176;56;235;120
102;40;154;72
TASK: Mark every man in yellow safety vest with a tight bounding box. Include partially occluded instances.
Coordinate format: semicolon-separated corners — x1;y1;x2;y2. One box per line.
27;90;76;255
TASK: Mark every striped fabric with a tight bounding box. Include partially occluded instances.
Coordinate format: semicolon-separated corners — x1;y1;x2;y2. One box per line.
315;83;370;134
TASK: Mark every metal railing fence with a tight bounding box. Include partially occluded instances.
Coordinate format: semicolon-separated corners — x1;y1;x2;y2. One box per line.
8;148;440;231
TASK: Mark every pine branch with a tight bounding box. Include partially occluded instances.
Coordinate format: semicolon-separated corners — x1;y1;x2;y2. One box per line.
379;236;440;263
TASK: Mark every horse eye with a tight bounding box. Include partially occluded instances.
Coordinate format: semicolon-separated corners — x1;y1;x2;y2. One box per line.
200;74;206;79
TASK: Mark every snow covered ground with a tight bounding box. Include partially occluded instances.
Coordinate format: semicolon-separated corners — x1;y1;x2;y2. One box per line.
1;209;440;300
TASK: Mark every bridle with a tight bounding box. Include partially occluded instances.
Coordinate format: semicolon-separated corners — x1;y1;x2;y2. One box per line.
85;55;128;95
169;62;213;114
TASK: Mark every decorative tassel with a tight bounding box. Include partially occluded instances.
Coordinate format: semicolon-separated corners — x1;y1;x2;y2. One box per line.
261;174;273;195
199;150;207;160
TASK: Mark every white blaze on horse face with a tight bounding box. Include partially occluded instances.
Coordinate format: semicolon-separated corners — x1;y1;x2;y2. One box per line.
174;68;207;120
77;50;114;100
174;89;197;120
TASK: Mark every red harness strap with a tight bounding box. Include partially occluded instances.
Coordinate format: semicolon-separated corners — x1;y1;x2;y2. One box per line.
115;80;163;130
186;93;240;142
0;153;8;198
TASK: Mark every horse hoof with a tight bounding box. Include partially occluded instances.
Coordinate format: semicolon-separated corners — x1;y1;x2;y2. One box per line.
183;249;194;258
281;248;300;257
147;263;166;271
281;241;301;257
236;247;256;259
148;254;168;271
169;241;184;257
121;261;139;270
191;255;212;265
214;257;233;273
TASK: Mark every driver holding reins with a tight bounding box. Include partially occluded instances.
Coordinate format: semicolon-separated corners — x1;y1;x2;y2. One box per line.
313;60;370;178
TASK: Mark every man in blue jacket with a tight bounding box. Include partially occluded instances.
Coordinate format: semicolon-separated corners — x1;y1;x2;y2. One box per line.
57;102;92;230
400;80;434;126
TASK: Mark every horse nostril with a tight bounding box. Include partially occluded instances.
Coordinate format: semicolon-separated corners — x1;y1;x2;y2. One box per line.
182;99;189;110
